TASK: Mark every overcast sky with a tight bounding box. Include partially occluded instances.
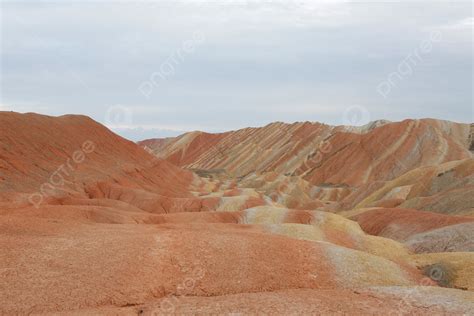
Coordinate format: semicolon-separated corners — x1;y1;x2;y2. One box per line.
1;0;472;141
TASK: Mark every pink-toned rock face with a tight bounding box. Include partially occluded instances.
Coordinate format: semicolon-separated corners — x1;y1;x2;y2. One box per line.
0;112;473;314
352;208;473;236
0;112;195;197
142;119;471;185
142;119;473;214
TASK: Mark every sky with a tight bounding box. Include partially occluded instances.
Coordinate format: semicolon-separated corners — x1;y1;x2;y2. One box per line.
1;0;473;141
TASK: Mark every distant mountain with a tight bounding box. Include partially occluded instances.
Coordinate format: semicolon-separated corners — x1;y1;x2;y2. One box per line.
1;112;473;314
140;119;473;214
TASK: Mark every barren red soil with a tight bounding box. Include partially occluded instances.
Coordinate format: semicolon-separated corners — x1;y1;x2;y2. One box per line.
1;112;473;314
351;207;474;240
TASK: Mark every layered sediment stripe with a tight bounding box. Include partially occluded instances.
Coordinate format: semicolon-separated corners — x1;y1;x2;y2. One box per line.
323;244;415;288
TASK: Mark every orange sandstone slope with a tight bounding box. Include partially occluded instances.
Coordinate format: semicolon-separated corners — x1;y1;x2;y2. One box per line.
140;119;473;213
0;112;265;214
346;207;474;253
139;119;472;184
0;112;195;195
1;112;474;314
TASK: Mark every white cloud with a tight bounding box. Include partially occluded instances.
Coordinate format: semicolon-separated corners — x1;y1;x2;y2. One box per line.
1;1;472;140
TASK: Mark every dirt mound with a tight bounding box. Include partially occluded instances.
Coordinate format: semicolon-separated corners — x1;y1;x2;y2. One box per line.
72;288;474;315
0;112;213;213
404;222;474;253
350;207;474;239
349;207;474;253
1;112;473;314
410;252;474;290
0;215;425;314
352;158;474;215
